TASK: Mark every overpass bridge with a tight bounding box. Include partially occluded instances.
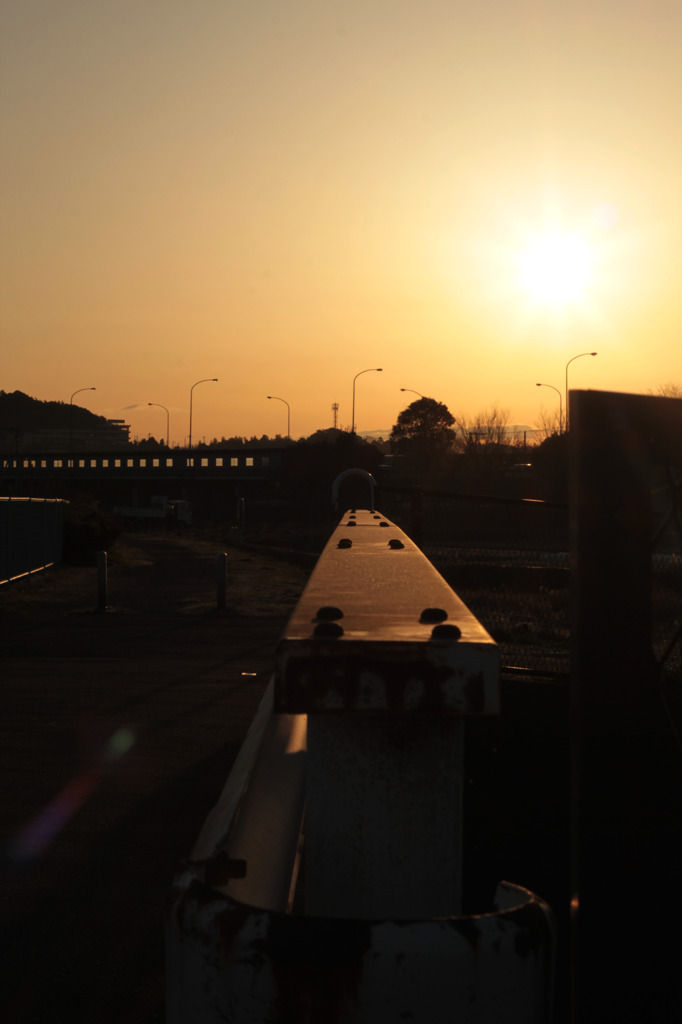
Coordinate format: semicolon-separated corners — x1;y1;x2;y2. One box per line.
0;447;288;514
1;446;285;481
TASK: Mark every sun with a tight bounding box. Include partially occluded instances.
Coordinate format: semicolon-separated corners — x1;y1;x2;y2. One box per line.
516;229;595;307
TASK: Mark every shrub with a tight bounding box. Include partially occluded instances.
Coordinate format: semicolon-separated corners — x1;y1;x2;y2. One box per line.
63;496;120;565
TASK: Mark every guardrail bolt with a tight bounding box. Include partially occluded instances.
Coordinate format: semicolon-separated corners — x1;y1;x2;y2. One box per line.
338;538;353;548
315;605;344;621
313;621;344;638
388;538;405;549
420;607;448;623
430;623;462;640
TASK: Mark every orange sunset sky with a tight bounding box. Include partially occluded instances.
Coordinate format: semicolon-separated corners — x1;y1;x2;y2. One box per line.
1;1;681;445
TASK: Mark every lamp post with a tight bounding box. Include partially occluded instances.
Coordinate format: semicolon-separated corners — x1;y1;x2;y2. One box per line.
69;386;96;451
188;378;218;451
536;383;563;434
148;402;170;447
565;352;597;431
266;395;291;441
400;388;424;399
351;367;383;435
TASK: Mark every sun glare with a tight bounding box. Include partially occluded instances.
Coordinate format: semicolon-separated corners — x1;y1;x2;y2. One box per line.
516;230;594;307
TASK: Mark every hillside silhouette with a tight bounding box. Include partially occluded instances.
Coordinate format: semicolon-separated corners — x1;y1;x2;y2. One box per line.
0;390;107;432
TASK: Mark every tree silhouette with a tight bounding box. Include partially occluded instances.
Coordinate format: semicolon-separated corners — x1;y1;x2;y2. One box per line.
390;397;456;461
647;381;682;398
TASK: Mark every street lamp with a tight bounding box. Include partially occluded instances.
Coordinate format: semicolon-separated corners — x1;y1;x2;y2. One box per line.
188;378;218;451
69;386;96;450
266;395;291;441
536;383;563;434
148;402;170;447
565;352;597;431
351;367;383;435
400;388;424;399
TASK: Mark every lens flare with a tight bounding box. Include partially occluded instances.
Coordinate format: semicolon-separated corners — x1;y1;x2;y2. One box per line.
10;768;101;862
8;726;137;866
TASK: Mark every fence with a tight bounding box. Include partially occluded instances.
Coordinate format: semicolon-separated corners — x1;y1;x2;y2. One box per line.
377;487;570;678
0;496;68;583
376;470;682;690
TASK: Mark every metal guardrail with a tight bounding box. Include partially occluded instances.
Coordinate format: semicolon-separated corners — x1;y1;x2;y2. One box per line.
0;496;68;584
167;511;556;1022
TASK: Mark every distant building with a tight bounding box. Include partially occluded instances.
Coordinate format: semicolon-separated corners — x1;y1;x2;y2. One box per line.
6;419;131;452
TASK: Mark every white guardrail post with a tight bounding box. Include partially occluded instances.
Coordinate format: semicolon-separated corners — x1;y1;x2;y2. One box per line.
167;510;555;1023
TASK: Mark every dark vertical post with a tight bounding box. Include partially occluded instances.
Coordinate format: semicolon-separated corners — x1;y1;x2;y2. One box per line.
217;552;227;610
570;390;663;1022
97;550;108;612
238;496;245;546
410;488;423;548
